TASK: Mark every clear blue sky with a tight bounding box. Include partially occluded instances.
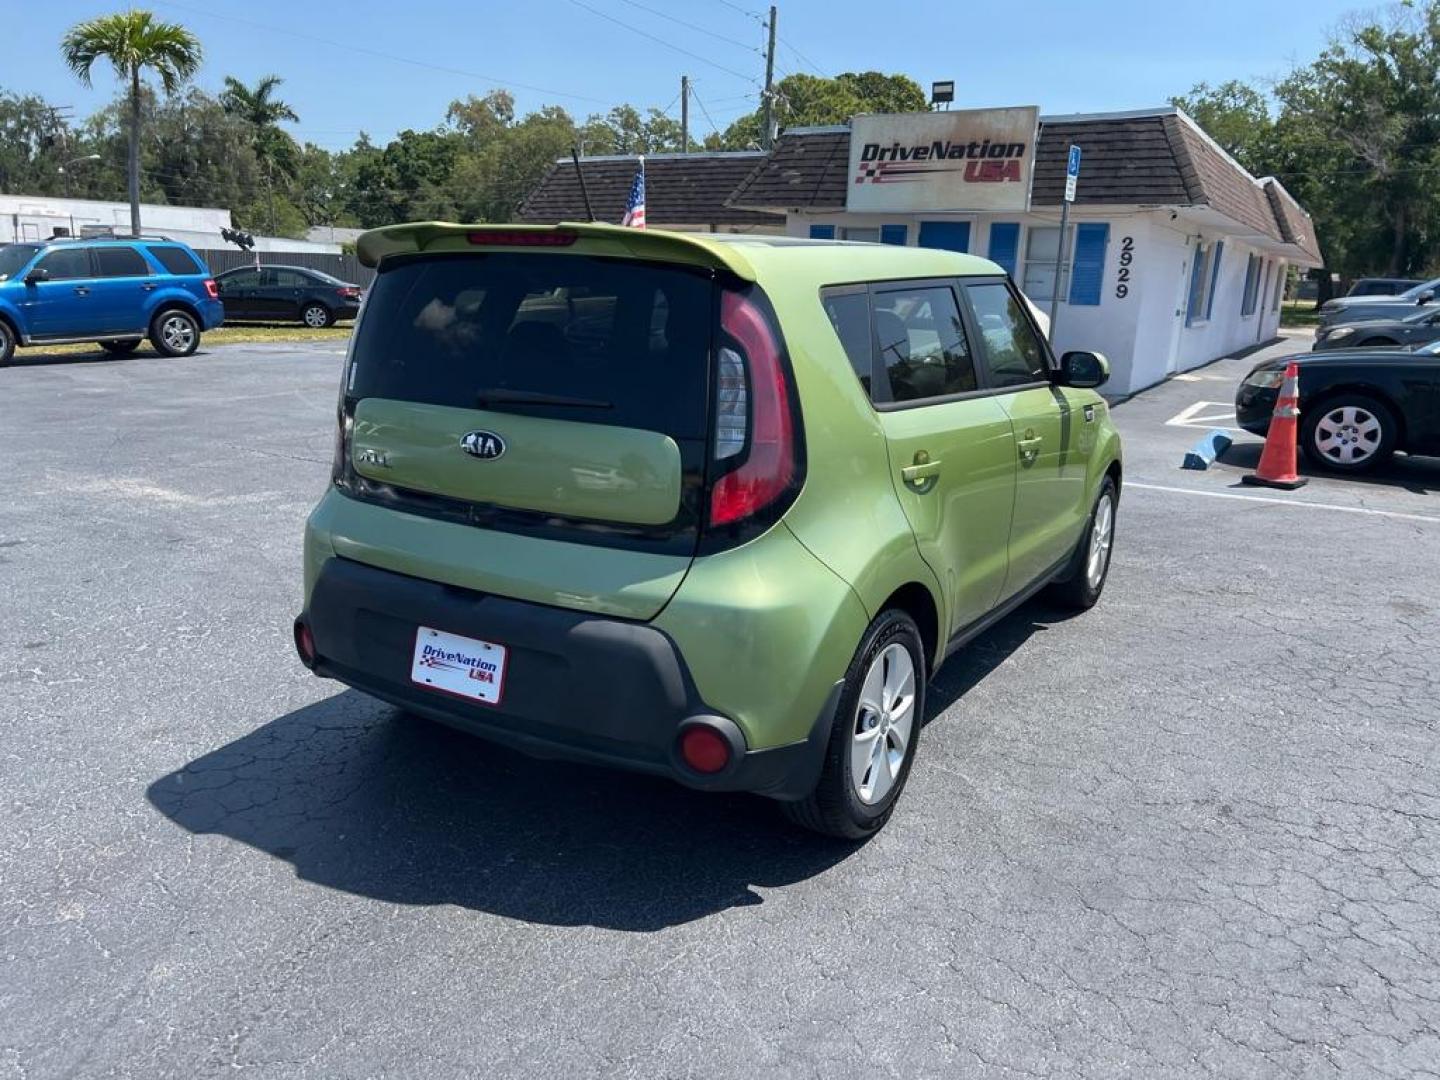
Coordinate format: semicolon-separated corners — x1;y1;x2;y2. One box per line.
9;0;1365;150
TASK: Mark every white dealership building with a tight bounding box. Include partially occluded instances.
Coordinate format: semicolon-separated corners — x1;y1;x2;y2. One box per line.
525;106;1324;397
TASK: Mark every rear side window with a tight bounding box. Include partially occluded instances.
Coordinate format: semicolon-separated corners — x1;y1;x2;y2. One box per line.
347;254;713;440
147;245;202;275
269;269;307;288
872;284;977;402
965;282;1049;387
820;289;873;395
34;248;92;280
93;247;150;278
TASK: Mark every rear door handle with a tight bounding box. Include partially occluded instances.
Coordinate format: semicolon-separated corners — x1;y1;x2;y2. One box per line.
1017;433;1043;462
142;282;158;292
73;286;90;296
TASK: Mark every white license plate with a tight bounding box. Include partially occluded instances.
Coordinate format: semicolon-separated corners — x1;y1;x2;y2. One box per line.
410;626;508;706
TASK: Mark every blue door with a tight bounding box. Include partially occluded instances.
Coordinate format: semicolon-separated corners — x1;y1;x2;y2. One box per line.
918;221;971;253
23;247;100;337
88;245;155;334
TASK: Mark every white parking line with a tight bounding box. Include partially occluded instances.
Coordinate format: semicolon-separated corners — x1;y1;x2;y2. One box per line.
1128;481;1440;524
1164;401;1244;433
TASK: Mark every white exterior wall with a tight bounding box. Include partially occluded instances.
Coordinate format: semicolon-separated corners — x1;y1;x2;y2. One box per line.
787;207;1292;396
0;194;341;255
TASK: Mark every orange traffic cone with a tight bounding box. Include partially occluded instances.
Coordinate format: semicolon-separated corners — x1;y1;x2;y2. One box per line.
1242;361;1308;490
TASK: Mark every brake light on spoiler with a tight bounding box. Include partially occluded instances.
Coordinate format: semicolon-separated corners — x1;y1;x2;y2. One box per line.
466;230;578;247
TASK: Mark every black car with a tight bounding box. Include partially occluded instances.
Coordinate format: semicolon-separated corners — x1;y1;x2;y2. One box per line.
215;265;362;327
1236;341;1440;472
1345;277;1425;297
1313;306;1440;351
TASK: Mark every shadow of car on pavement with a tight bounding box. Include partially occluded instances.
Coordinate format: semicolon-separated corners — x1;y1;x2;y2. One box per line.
145;602;1068;931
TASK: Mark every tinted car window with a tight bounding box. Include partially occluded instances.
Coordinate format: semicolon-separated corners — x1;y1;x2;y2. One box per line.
147;245;202;275
966;282;1049;387
35;248;92;280
347;254;712;440
270;269;307;288
220;269;262;289
820;290;874;396
93;246;150;278
0;244;39;281
872;285;977;402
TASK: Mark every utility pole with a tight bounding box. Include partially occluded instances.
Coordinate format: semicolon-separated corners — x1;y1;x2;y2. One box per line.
761;6;777;150
681;75;690;154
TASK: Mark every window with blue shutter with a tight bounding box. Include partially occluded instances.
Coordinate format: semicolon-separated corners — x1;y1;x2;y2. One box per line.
1067;223;1109;306
987;222;1020;277
808;224;835;240
1186;244;1207;325
1206;240;1224;319
880;224;908;246
917;221;969;252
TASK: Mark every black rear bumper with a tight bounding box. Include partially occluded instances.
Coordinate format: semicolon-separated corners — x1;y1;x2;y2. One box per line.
300;557;833;799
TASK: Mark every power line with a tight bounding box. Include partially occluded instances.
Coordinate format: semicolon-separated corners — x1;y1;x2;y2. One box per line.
779;37;828;79
713;0;764;20
150;0;615;106
566;0;759;84
614;0;762;54
687;86;727;143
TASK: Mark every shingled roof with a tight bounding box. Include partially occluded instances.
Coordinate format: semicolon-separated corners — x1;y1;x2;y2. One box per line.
727;109;1321;263
518;152;781;228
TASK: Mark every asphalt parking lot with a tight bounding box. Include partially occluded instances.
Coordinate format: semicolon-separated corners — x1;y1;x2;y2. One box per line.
4;336;1438;1078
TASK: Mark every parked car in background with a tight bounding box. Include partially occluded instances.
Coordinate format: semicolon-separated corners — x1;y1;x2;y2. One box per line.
214;265;362;327
0;235;222;364
294;223;1123;839
1236;341;1440;472
1318;276;1440;328
1314;306;1440;351
1345;277;1424;298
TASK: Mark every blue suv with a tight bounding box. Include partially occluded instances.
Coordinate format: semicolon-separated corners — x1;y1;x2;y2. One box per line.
0;235;224;364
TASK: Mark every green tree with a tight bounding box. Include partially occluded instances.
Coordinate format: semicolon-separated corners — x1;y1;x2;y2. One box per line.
1170;81;1276;176
61;9;202;235
220;74;302;235
718;71;926;148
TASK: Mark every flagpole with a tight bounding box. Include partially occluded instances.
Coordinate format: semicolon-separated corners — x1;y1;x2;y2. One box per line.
570;147;595;222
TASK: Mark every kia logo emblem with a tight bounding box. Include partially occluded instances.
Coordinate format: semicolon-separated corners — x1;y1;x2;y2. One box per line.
460;430;506;460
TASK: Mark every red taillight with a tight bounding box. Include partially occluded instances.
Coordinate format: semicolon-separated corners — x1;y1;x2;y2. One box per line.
466;230;577;247
709;291;796;527
337;286;361;298
293;619;317;668
204;278;219;299
679;726;732;774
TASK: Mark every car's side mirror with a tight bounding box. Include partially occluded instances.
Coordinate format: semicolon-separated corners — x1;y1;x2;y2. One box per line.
1417;290;1435;304
1055;350;1110;389
24;267;49;285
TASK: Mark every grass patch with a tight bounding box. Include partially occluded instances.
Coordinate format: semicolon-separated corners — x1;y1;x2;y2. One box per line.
5;322;352;361
1280;300;1320;329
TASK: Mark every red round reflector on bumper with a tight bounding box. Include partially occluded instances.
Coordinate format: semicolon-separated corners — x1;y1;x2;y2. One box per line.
293;620;317;668
679;726;732;775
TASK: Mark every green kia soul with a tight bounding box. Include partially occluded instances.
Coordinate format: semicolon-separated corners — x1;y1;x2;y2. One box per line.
296;223;1121;838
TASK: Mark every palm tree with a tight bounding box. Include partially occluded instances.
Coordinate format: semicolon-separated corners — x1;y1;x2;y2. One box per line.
62;11;202;237
220;75;300;234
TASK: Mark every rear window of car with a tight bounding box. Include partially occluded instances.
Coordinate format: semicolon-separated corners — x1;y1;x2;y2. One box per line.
93;246;151;278
347;254;713;441
147;245;203;275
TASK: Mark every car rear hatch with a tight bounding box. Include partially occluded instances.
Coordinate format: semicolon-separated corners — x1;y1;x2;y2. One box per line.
330;224;766;621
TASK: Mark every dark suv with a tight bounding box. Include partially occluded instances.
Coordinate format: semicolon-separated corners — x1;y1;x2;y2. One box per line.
0;235;223;363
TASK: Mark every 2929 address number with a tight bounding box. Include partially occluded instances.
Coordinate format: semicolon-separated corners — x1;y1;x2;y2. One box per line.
1115;236;1134;299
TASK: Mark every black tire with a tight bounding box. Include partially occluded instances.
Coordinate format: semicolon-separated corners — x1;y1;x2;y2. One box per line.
1048;476;1118;611
301;302;335;329
1300;393;1398;474
99;338;142;355
782;610;925;840
0;320;14;365
149;308;201;357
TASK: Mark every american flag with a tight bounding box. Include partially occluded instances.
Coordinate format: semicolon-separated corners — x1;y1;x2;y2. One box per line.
622;158;646;229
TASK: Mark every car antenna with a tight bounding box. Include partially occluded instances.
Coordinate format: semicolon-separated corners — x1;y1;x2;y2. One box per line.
571;147;596;223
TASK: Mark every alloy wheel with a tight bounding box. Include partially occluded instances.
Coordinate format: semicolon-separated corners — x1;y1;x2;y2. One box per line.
1087;492;1115;591
850;642;916;806
161;314;196;352
303;306;329;328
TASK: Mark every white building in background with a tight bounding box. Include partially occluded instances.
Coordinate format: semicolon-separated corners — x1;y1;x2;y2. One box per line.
0;194;341;255
724;106;1324;397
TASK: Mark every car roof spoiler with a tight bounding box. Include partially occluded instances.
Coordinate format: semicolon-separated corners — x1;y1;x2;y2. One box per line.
355;222;759;282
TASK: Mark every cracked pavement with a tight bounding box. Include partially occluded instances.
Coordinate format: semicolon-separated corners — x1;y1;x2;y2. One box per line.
2;338;1438;1078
